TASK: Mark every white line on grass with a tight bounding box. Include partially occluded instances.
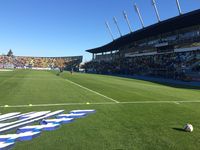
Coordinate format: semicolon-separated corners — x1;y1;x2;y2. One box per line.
120;101;200;104
174;102;180;105
1;101;200;108
0;69;13;72
65;79;120;103
0;102;116;108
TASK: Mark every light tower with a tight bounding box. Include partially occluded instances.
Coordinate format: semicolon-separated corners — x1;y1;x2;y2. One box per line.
134;3;144;28
176;0;182;15
123;11;133;33
113;16;123;37
152;0;161;22
105;21;115;41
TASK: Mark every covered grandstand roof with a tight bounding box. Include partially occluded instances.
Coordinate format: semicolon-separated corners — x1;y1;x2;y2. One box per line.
86;9;200;54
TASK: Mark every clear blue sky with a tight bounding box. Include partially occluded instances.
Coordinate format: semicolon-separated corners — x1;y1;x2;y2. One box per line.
0;0;199;61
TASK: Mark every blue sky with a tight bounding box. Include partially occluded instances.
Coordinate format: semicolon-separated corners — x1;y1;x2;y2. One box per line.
0;0;199;61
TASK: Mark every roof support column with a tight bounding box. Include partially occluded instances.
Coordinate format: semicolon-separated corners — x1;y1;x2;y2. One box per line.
111;51;113;61
92;53;95;61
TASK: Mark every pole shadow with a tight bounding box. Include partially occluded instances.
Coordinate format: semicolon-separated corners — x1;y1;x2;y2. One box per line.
172;128;185;132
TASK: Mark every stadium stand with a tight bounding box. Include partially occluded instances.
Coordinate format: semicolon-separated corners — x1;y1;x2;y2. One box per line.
85;9;200;81
0;55;83;71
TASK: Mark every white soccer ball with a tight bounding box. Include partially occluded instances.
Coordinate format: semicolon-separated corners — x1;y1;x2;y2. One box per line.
184;124;193;132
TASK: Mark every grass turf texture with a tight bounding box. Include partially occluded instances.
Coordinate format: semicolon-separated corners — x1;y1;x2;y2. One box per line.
0;70;200;150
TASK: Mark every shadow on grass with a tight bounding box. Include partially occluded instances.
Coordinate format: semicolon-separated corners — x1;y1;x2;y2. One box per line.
172;128;186;132
146;81;200;90
51;71;200;90
114;75;200;90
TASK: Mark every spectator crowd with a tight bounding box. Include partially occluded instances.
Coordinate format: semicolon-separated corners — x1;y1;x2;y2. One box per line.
84;50;200;81
0;55;82;70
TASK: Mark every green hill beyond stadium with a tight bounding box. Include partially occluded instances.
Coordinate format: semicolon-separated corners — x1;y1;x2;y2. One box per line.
0;70;200;150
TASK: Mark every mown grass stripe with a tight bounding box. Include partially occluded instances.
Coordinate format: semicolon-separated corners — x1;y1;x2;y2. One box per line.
65;79;120;103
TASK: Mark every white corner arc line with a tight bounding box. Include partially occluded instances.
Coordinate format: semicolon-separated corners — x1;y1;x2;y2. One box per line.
65;79;119;103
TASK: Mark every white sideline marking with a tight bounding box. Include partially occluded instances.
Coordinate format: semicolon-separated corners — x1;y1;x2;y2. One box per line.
0;102;116;108
174;102;180;105
1;101;200;108
65;79;120;103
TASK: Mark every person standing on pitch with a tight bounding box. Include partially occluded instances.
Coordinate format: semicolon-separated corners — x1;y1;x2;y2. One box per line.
70;68;73;75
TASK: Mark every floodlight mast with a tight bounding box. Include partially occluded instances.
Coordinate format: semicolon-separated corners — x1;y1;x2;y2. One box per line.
134;3;144;28
105;21;115;41
113;16;122;37
152;0;161;22
176;0;182;15
123;11;133;33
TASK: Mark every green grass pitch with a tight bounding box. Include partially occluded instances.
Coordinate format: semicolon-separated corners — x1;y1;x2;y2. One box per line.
0;69;200;150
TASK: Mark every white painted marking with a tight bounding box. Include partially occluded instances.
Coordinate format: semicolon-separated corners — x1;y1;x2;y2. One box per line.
19;123;60;132
174;102;180;105
0;112;34;122
0;69;13;72
41;118;73;124
120;101;179;104
65;79;119;103
0;110;64;133
0;113;21;120
0;131;40;141
1;101;200;108
0;102;115;108
70;110;96;114
57;113;86;118
0;111;50;129
0;142;15;149
18;125;44;131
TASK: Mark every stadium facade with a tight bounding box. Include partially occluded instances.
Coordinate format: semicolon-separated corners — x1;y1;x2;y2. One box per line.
86;9;200;81
0;55;83;71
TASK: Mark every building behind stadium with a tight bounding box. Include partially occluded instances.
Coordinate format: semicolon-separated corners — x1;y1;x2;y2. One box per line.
85;9;200;81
